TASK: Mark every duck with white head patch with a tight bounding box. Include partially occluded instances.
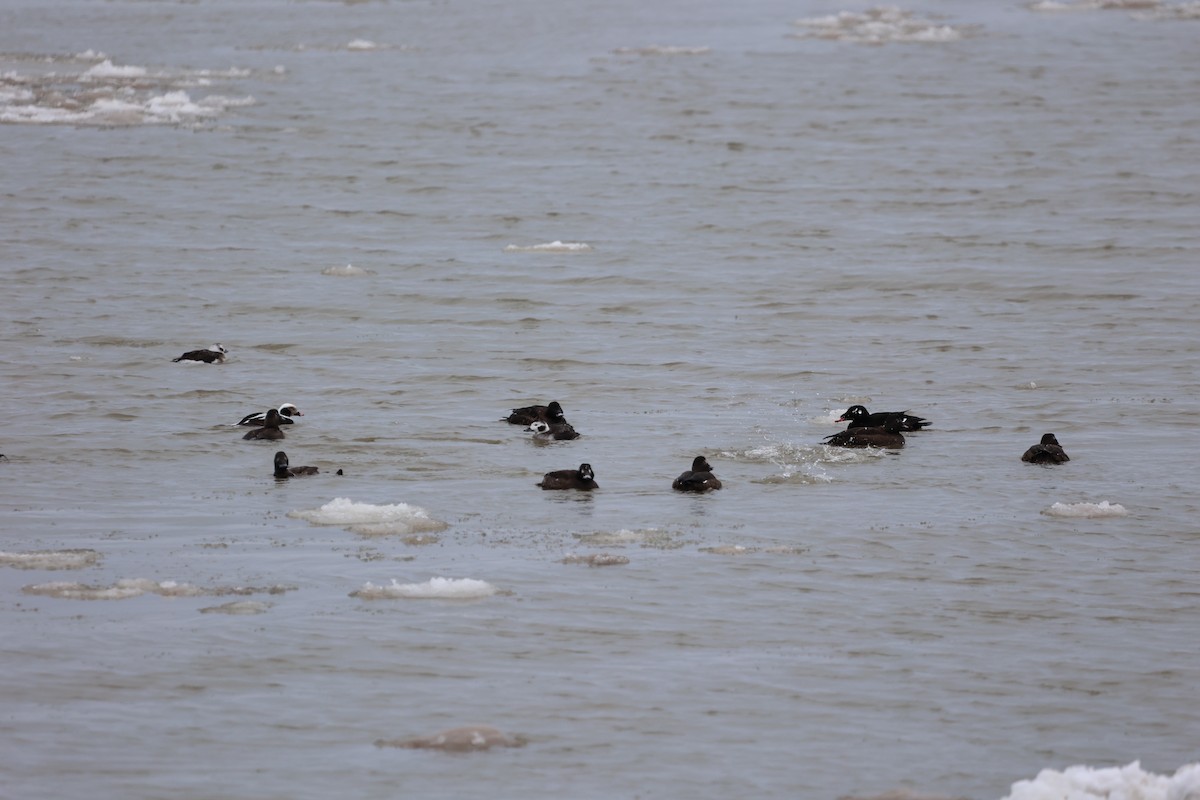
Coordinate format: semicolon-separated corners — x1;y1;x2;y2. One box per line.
173;343;227;363
538;463;597;490
237;403;304;427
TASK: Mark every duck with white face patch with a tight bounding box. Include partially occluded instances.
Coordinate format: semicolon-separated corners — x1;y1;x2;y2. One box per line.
172;343;227;363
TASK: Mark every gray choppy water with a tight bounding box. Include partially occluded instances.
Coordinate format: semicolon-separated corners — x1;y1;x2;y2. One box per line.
2;1;1199;798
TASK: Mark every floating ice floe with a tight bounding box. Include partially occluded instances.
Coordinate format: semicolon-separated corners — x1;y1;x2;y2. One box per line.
792;6;973;44
288;497;448;536
1042;500;1128;518
22;578;295;601
503;241;593;253
350;577;498;600
1002;761;1200;800
376;724;526;751
0;549;100;570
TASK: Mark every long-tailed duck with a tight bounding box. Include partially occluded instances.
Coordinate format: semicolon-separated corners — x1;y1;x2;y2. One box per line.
824;416;906;449
274;451;318;478
672;456;722;492
243;408;285;440
538;463;598;490
173;344;227;363
238;403;303;427
837;404;929;431
506;400;567;426
1021;433;1069;464
526;419;579;441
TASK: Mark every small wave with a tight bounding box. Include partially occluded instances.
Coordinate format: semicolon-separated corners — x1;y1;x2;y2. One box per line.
612;45;711;56
1028;0;1164;11
199;601;273;615
1133;1;1200;18
503;241;593;253
288;497;448;536
792;7;973;44
0;549;100;570
573;528;684;549
376;724;526;751
1002;761;1199;800
346;39;381;51
81;59;147;80
561;553;630;567
321;263;375;276
1042;500;1128;518
22;579;296;601
700;545;756;555
350;577;498;600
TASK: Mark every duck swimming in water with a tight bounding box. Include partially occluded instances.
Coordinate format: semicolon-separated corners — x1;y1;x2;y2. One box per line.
837;404;929;431
824;415;906;449
243;408;285;440
505;400;568;426
274;451;318;478
537;463;598;490
237;403;304;426
173;343;227;363
672;456;722;493
1021;433;1069;464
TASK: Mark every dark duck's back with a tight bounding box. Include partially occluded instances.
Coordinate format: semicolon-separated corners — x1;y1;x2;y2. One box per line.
507;400;571;426
243;408;286;440
825;415;906;449
837;404;929;431
1022;433;1069;464
672;456;722;492
274;451;318;478
173;343;227;363
538;463;598;490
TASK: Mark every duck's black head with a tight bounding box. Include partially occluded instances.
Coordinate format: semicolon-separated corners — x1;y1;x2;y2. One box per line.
838;405;869;422
274;451;289;477
691;456;712;472
547;401;565;421
578;463;594;481
263;408;282;427
1040;433;1060;445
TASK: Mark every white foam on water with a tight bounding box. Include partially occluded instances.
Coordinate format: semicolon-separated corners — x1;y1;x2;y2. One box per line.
288;497;448;536
0;549;100;570
199;601;273;615
346;39;381;50
321;263;374;276
792;6;972;44
1029;0;1163;11
350;577;498;600
1001;761;1200;800
1133;0;1200;17
503;241;593;252
21;579;296;601
1042;500;1129;518
561;553;630;566
612;45;711;56
376;724;526;751
0;53;257;126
